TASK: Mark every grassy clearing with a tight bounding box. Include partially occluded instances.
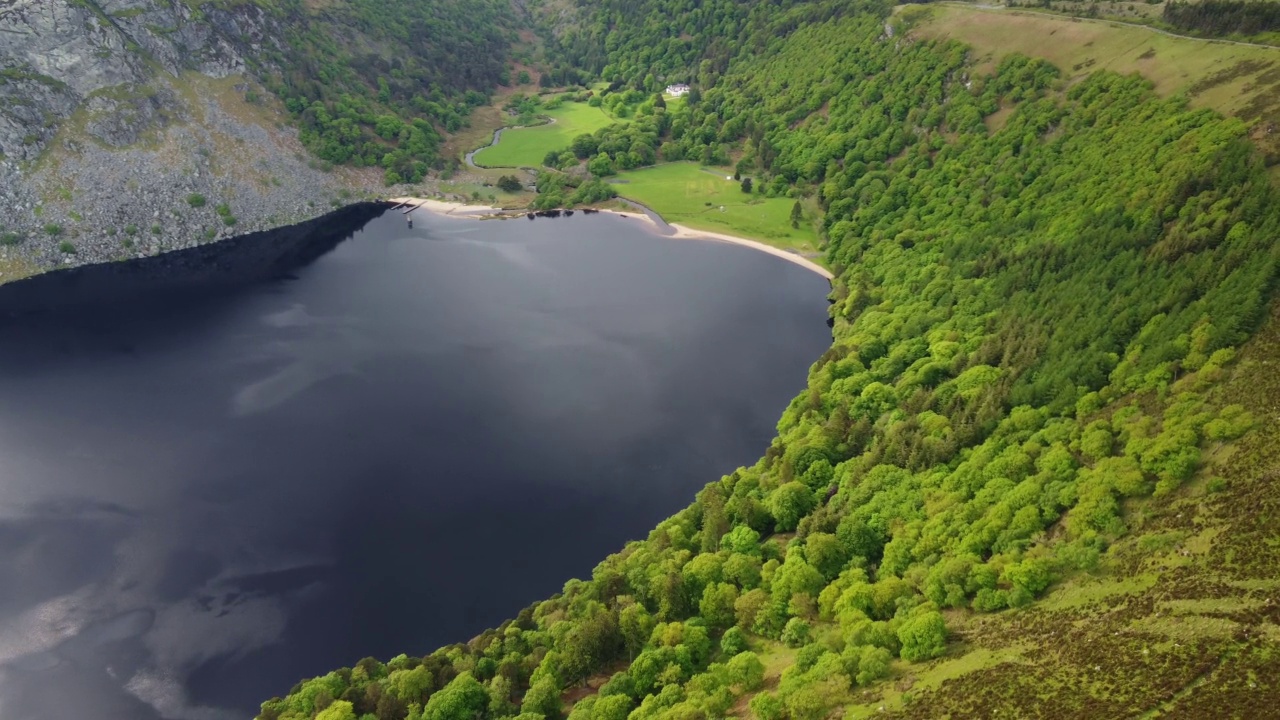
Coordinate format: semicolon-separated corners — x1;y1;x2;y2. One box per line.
907;4;1280;158
471;102;618;168
437;181;534;208
609;162;822;253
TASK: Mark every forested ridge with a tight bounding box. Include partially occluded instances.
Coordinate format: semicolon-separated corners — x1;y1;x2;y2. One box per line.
259;1;1280;719
239;0;514;183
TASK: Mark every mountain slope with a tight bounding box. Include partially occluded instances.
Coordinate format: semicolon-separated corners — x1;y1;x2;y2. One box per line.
0;0;512;277
258;4;1280;720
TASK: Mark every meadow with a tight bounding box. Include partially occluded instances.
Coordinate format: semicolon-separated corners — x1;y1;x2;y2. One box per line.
610;163;822;254
471;102;619;168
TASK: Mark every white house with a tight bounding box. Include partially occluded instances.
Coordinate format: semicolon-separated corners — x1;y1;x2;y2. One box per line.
665;83;691;97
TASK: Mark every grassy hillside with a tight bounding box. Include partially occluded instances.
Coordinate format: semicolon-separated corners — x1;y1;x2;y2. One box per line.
473;102;619;168
903;3;1280;160
258;4;1280;720
610;164;821;253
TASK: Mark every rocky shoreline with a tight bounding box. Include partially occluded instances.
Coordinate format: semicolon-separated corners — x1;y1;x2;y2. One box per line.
0;0;391;282
0;201;388;315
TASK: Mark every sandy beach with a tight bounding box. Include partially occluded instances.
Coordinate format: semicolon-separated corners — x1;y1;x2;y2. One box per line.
385;196;833;280
665;223;832;279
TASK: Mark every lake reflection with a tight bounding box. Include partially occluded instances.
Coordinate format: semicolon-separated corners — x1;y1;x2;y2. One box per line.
0;210;831;719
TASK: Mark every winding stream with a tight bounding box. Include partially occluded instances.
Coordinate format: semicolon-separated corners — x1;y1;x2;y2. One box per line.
464;116;558;169
464;128;505;169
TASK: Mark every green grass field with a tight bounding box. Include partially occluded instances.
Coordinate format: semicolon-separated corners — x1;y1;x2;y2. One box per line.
610;163;822;253
471;102;618;168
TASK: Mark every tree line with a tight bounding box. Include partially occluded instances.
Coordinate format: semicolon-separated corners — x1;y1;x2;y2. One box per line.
1163;0;1280;37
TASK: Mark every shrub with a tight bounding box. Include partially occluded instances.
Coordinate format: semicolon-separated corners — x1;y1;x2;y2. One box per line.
151;224;162;234
223;216;238;226
748;691;783;720
726;651;765;690
125;224;138;236
0;232;22;246
43;223;62;237
781;617;812;647
187;193;207;207
720;627;747;656
853;646;892;686
58;240;75;254
897;611;947;662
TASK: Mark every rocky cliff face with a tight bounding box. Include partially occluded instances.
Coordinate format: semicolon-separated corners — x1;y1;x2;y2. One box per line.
0;0;375;281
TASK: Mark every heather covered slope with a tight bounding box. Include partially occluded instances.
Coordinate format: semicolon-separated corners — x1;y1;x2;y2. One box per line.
258;4;1279;720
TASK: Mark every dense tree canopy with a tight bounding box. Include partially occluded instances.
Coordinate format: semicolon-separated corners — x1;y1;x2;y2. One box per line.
250;0;513;183
260;2;1278;720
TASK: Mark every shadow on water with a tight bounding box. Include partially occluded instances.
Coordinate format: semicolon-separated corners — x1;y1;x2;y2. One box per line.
0;207;836;720
0;203;388;318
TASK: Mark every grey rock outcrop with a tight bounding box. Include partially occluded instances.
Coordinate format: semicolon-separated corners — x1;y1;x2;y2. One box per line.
0;0;374;280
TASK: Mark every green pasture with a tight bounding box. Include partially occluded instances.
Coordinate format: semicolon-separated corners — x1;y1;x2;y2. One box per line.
611;163;821;253
471;102;618;168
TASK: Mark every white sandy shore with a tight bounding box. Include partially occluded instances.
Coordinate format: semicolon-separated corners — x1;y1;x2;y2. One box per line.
665;223;833;280
385;196;834;280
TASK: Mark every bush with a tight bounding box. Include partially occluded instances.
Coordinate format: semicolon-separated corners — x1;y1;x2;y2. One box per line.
58;240;75;254
852;646;892;686
223;216;238;226
781;617;812;647
497;175;524;192
43;223;62;237
748;691;783;720
897;611;947;662
125;224;138;236
726;651;765;690
720;627;747;656
151;224;162;234
187;193;207;207
0;232;22;246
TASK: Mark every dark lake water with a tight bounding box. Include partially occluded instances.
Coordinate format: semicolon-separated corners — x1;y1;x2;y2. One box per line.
0;210;831;720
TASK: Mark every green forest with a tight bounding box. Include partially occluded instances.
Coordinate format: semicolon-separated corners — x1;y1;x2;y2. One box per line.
257;0;1280;719
246;0;514;183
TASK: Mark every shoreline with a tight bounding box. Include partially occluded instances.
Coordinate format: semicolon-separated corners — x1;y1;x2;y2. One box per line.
385;197;834;281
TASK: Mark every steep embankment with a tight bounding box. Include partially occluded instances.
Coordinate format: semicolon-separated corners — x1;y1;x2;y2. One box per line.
0;0;349;278
0;0;512;280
